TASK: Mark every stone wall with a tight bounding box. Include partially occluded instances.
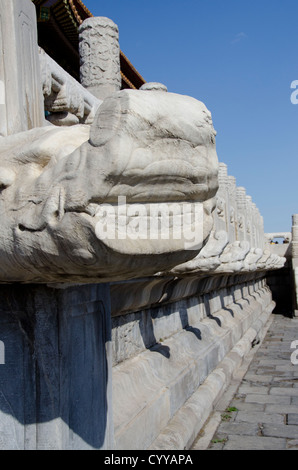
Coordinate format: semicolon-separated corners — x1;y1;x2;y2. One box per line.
0;273;274;450
214;163;264;250
110;274;274;449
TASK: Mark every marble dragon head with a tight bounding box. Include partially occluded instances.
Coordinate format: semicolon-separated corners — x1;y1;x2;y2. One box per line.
0;88;219;283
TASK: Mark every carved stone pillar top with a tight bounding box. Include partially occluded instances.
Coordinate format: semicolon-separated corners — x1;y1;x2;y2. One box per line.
79;16;121;100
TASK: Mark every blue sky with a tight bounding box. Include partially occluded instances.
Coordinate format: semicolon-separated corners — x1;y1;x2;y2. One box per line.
84;0;298;233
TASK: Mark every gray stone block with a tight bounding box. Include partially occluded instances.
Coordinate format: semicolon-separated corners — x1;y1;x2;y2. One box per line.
262;424;298;439
218;421;259;436
265;404;298;414
223;434;286;450
244;394;291;405
235;411;284;425
287;413;298;425
270;387;298;396
238;384;270;395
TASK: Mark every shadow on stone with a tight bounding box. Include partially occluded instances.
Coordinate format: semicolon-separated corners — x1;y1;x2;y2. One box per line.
151;343;171;358
0;284;112;450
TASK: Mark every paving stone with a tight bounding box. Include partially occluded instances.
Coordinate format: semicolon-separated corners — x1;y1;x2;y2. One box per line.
265;404;298;414
222;434;287;450
237;385;270;395
272;378;294;386
244;394;290;405
276;365;298;372
262;424;298;439
256;370;294;377
258;359;287;366
270;387;298;396
217;421;259;436
255;367;276;373
243;374;273;383
235;411;284;425
229;401;265;412
287;413;298;425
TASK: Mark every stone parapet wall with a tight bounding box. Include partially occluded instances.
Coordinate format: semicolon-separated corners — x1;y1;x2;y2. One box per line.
111;275;274;449
0;276;274;450
111;274;266;366
213;163;264;250
39;48;102;125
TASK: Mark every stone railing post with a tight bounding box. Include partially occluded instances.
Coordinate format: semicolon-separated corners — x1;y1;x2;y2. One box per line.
236;186;247;241
245;195;253;245
214;162;229;233
79;17;122;101
227;175;237;243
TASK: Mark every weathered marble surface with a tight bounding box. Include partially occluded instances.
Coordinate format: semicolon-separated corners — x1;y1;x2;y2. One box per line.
0;0;44;136
0;88;218;283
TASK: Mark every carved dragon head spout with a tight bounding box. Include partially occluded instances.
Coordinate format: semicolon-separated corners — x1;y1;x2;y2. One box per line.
0;89;219;283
